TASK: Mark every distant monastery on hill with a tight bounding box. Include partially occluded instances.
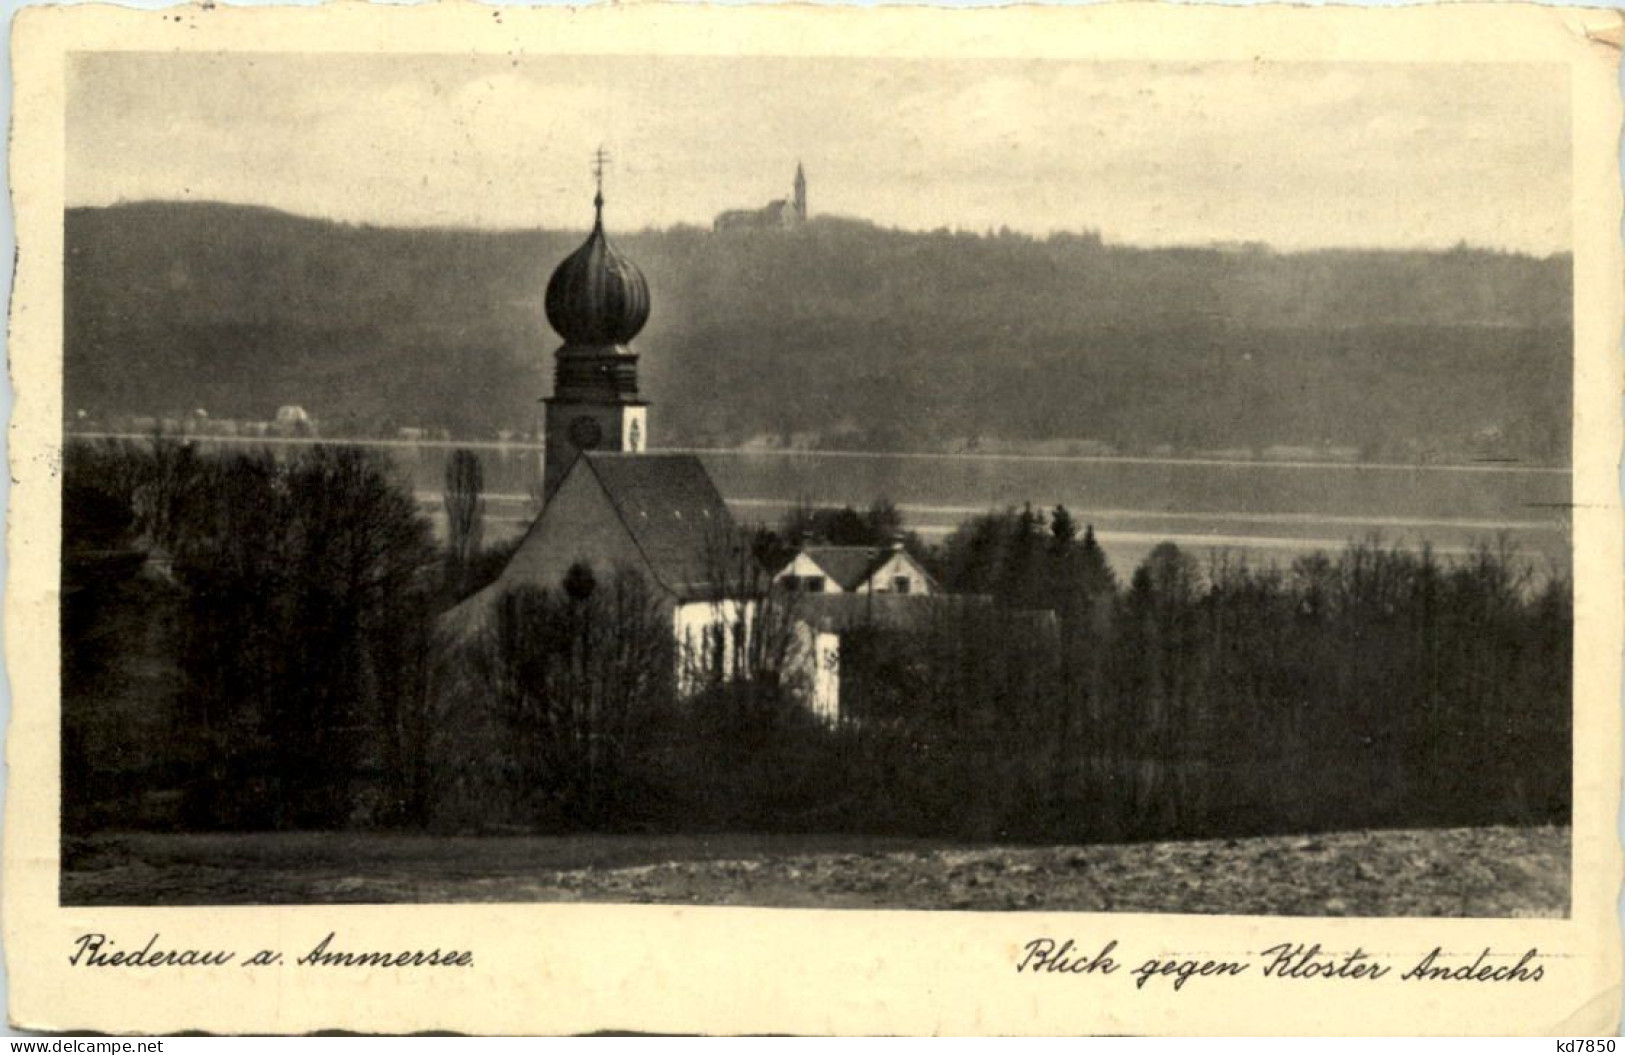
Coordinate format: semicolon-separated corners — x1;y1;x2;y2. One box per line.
713;162;808;232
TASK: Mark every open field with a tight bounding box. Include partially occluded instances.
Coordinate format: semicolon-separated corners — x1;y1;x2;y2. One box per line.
62;825;1569;916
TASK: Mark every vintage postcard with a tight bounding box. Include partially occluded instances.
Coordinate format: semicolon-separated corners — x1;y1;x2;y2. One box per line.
5;0;1621;1036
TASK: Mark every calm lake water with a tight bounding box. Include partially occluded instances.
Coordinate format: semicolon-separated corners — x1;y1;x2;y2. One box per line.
79;434;1572;578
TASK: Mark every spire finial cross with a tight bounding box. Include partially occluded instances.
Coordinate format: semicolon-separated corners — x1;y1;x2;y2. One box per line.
591;145;611;224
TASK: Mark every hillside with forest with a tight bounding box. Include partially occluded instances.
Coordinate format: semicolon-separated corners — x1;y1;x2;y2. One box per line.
65;201;1572;464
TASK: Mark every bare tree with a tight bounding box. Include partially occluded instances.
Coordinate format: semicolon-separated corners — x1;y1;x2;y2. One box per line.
467;569;675;827
443;448;485;596
169;444;437;829
684;518;812;708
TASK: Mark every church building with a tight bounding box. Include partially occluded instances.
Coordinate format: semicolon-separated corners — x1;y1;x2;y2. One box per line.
441;176;780;697
712;162;808;232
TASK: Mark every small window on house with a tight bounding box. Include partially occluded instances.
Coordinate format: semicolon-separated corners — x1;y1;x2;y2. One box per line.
894;577;911;594
781;575;799;592
804;576;825;593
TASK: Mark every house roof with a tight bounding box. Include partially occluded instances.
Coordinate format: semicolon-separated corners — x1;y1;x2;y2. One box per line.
798;546;891;592
582;452;744;601
795;544;938;593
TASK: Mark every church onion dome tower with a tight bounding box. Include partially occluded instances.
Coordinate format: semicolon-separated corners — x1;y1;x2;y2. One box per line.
540;153;653;504
544;188;650;347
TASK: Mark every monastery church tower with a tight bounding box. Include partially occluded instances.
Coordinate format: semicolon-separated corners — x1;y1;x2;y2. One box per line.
540;165;651;501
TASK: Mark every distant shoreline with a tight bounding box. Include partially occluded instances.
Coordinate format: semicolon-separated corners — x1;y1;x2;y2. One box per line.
65;201;1577;259
63;431;1572;478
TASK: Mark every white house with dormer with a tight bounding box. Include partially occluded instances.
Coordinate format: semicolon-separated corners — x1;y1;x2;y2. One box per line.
775;542;937;596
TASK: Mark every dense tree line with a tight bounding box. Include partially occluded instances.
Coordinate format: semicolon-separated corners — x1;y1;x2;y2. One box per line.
67;202;1570;464
63;440;1571;840
830;513;1572;840
752;498;930;570
62;438;438;831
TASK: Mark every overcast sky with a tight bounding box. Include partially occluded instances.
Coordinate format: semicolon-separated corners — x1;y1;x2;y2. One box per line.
68;53;1570;253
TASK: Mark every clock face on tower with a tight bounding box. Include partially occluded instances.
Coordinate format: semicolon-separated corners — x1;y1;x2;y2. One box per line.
568;416;604;450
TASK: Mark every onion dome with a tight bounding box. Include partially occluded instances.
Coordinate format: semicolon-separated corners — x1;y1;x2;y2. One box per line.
544;192;650;346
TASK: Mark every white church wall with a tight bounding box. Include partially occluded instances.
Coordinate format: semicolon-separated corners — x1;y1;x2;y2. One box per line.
674;600;840;723
807;625;841;722
673;598;751;695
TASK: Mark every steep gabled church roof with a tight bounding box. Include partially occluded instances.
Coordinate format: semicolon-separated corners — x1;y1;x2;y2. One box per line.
435;452;746;644
580;452;744;601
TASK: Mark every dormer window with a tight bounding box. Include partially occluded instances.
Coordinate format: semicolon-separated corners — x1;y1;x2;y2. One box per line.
804;576;826;593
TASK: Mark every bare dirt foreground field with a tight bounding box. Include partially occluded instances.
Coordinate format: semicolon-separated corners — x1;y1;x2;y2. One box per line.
62;825;1568;916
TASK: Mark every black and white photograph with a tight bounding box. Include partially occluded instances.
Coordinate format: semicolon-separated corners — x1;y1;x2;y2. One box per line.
54;44;1579;922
